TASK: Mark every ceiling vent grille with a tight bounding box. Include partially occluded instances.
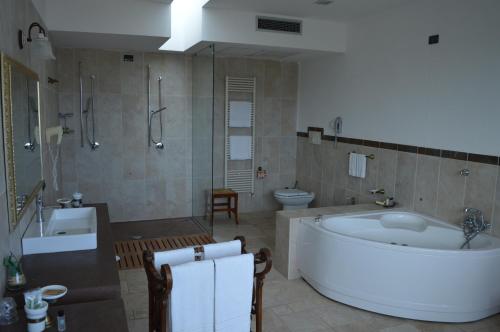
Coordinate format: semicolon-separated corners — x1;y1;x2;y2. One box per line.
256;16;302;34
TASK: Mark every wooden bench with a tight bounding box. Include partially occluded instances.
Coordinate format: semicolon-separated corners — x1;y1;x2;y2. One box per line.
212;188;239;224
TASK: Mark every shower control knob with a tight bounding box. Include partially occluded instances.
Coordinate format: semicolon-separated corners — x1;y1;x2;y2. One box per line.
155;142;164;150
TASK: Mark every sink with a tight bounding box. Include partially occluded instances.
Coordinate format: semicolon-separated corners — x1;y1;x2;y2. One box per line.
22;207;97;255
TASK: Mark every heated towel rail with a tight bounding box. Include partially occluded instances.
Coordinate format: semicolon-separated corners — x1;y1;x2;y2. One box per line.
224;76;256;194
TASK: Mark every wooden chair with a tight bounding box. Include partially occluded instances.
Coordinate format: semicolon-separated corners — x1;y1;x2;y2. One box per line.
143;236;272;332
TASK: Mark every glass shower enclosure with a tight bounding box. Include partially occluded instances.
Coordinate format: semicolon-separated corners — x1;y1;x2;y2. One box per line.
191;44;214;234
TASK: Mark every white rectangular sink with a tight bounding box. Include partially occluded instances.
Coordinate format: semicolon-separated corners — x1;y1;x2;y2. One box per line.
23;207;97;255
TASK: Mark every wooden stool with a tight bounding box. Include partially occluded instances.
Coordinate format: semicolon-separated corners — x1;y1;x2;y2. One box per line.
212;188;239;224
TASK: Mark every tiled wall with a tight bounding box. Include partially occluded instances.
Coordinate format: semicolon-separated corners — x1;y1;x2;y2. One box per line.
0;0;60;294
213;58;298;213
297;133;500;236
56;49;192;222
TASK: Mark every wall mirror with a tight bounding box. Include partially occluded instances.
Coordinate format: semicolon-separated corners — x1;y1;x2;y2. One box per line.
1;53;43;231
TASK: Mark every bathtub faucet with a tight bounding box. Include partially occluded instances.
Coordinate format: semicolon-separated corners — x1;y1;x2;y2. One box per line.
460;208;490;249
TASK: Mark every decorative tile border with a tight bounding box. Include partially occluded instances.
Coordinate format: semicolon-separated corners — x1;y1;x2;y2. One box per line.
298;127;500;166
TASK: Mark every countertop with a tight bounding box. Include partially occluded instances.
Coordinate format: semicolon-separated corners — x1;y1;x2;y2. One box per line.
276;203;388;220
0;299;128;332
6;203;121;306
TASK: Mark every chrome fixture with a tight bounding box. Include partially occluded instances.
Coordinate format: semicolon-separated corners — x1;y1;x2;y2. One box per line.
24;81;37;152
460;208;490;249
18;22;55;60
460;169;471;176
147;66;166;149
79;62;84;147
79;63;99;150
375;197;396;208
36;194;44;223
314;215;323;223
58;112;74;135
369;188;385;195
329;116;342;147
370;189;396;207
16;194;29;212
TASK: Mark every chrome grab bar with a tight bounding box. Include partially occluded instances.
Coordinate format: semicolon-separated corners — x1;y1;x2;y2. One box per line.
79;62;84;147
147;65;165;149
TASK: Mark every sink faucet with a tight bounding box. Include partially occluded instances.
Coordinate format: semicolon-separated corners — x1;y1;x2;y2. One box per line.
36;195;44;223
460;208;490;249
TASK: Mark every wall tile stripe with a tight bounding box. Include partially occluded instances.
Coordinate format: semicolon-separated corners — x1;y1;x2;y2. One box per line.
298;127;500;166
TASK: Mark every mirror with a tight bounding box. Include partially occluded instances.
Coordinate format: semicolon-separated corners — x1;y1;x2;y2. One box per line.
1;53;43;231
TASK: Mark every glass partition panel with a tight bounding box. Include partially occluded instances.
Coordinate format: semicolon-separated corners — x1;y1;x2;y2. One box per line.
191;44;214;233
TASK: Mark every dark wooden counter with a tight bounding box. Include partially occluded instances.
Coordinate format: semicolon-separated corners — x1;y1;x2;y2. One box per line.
0;299;128;332
7;204;121;306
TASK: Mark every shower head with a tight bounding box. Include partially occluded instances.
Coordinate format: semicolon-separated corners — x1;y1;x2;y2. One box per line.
155;142;164;150
91;141;100;150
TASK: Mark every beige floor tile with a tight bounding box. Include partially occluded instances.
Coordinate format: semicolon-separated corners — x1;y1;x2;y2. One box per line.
379;323;421;332
127;318;148;332
278;309;331;332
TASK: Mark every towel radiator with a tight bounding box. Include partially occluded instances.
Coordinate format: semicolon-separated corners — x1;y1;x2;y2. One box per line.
224;76;256;194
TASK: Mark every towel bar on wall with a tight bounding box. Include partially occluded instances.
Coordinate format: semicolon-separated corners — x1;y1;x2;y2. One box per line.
348;152;375;160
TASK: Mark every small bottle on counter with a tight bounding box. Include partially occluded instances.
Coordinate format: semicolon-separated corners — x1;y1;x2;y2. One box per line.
57;310;66;331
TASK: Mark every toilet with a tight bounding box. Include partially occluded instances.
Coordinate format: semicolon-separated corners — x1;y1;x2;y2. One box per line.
273;189;315;210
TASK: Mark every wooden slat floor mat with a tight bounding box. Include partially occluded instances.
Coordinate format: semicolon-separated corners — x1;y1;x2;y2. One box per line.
114;233;215;270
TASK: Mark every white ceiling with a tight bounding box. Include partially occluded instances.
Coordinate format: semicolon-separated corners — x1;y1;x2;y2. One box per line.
205;0;411;22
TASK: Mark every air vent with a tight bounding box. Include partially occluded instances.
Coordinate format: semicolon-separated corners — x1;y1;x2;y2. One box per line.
256;16;302;34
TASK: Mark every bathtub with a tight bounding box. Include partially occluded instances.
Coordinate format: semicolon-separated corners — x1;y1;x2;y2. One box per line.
297;210;500;322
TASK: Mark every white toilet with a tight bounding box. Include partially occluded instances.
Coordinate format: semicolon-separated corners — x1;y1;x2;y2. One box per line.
273;189;315;210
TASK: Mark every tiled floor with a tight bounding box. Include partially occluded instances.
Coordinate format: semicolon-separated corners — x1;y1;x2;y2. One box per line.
120;212;500;332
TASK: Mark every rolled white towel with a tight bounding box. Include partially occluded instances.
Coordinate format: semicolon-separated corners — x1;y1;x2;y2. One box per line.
153;247;195;272
214;253;254;332
203;240;242;260
170;260;215;332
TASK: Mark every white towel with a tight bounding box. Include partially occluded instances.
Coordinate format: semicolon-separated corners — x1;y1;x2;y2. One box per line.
153;247;195;272
203;240;242;260
229;136;252;160
357;154;366;178
348;153;366;178
170;260;215;332
229;101;252;128
348;153;357;177
214;253;254;332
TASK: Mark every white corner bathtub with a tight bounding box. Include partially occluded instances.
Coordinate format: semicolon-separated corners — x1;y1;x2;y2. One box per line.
297;210;500;322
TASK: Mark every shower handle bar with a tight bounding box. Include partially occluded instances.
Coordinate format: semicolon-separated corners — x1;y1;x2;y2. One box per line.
86;75;99;150
79;62;84;147
90;75;95;145
147;66;151;147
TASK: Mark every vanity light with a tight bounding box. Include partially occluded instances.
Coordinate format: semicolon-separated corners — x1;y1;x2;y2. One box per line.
18;22;56;60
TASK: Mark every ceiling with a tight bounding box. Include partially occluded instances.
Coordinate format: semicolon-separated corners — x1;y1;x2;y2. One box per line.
205;0;411;22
